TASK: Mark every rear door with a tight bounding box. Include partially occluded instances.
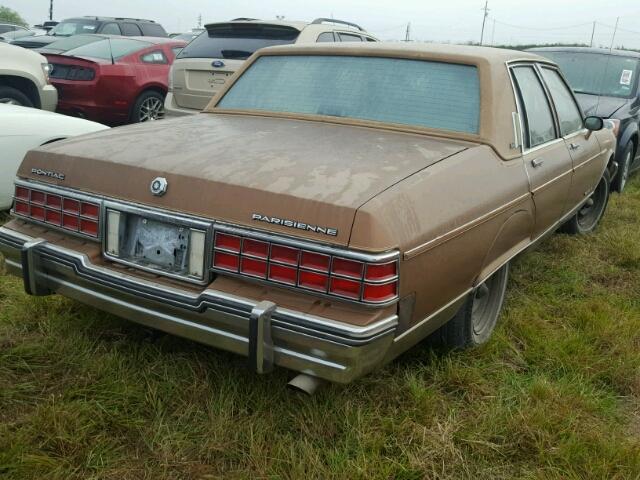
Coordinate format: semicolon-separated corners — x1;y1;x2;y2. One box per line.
538;66;604;208
511;64;574;238
171;23;300;111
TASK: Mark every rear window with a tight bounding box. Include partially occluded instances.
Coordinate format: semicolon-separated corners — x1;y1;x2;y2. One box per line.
64;38;151;60
218;55;480;134
43;34;105;52
177;23;300;60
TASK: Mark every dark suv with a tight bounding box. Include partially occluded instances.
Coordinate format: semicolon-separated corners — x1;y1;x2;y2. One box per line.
11;17;167;49
530;47;640;192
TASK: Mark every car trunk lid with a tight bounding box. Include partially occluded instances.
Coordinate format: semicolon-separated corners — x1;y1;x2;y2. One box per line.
18;114;471;246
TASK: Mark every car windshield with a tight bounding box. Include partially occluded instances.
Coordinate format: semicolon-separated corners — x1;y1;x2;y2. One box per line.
64;38;151;60
48;20;99;37
177;23;300;60
43;34;105;52
218;55;481;134
540;51;639;98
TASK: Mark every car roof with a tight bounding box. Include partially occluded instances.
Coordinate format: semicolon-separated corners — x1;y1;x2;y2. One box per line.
64;16;159;24
529;46;640;59
203;18;369;33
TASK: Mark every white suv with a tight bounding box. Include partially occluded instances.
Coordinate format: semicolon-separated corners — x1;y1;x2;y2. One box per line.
0;42;57;110
165;18;377;117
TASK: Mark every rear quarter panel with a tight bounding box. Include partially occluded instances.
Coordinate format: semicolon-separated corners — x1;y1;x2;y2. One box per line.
350;145;534;327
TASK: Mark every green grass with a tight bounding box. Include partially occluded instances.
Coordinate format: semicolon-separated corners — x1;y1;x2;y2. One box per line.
1;179;640;479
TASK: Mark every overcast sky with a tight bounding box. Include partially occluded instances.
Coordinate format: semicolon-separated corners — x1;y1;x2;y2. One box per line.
7;0;640;48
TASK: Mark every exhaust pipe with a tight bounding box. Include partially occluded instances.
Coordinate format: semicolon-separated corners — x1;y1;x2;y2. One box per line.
287;374;325;395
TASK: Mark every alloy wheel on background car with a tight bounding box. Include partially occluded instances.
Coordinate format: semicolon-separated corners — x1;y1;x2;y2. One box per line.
138;96;164;122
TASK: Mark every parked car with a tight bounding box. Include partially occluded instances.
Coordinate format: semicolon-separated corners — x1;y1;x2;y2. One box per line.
0;23;34;42
530;47;640;192
43;37;187;124
11;16;168;49
33;21;59;32
0;44;615;391
0;104;107;209
170;30;203;42
37;34;113;54
0;42;57;109
165;18;378;117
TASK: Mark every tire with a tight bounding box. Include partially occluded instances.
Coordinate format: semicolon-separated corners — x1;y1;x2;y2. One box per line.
130;90;165;123
561;169;610;235
0;86;33;107
433;262;510;349
612;142;633;193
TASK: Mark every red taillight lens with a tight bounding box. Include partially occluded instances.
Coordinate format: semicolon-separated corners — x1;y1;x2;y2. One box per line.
79;218;98;237
242;238;269;258
81;202;99;219
14;200;29;215
269;263;297;285
63;213;79;231
298;270;328;291
365;261;397;281
240;257;267;278
45;209;62;226
271;244;299;265
31;190;45;204
30;205;45;220
215;232;241;253
363;282;397;303
329;277;361;299
63;198;80;214
15;187;29;200
45;194;62;209
213;251;239;272
301;251;330;272
332;257;364;279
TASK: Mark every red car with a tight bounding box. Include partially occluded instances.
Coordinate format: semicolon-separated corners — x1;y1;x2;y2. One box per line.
45;36;186;124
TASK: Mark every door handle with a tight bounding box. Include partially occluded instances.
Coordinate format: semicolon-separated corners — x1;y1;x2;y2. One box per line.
569;143;581;151
531;158;545;168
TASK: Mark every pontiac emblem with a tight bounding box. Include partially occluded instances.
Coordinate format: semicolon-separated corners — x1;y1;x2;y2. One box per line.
150;177;168;196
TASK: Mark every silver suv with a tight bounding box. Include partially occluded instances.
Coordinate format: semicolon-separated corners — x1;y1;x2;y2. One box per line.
165;18;377;117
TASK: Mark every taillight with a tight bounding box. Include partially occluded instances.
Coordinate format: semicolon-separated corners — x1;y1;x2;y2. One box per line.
212;230;399;304
13;185;101;239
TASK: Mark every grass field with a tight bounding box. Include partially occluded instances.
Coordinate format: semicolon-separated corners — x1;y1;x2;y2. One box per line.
1;178;639;479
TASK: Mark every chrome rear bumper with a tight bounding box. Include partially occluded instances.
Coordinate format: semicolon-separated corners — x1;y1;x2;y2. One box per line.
0;226;398;383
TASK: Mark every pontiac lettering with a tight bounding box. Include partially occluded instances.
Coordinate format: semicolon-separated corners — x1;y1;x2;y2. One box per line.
31;168;65;180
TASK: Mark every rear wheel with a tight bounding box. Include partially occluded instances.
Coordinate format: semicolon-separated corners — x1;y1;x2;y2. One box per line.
612;142;633;193
130;90;165;123
0;86;33;107
561;169;610;235
434;262;509;349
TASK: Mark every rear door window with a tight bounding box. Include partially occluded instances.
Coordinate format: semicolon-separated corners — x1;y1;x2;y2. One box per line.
338;32;363;42
100;23;121;35
122;23;143;36
177;23;300;60
316;32;336;42
140;23;167;37
512;66;557;148
540;67;584;136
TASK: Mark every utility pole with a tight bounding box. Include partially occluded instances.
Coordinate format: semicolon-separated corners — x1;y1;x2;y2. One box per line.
479;1;490;45
49;0;53;20
405;22;411;42
610;16;619;52
590;21;596;47
197;14;202;28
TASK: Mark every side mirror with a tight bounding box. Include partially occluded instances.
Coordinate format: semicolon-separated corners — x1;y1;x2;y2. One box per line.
585;116;604;131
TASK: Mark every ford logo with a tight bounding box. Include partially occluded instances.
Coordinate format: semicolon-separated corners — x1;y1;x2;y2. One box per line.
212;60;225;68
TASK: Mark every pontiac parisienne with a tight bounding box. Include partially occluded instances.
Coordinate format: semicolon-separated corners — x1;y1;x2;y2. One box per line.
0;43;616;392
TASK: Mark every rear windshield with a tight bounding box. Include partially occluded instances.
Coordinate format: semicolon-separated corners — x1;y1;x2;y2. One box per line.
218;55;481;134
539;51;639;98
177;23;300;60
49;20;99;37
43;34;105;52
64;38;151;60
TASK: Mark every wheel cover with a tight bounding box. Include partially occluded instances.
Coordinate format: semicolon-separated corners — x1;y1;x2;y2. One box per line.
577;176;607;230
0;97;22;106
138;97;164;122
471;265;509;342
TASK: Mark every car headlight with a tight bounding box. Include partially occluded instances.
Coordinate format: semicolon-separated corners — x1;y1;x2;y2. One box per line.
41;62;53;81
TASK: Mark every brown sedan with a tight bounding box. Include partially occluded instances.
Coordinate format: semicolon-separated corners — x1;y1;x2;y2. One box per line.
0;43;616;392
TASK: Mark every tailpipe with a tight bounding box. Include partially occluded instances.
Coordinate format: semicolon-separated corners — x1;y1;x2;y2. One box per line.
287;374;325;395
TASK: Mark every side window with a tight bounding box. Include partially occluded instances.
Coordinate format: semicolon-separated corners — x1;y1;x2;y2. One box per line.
171;46;183;57
141;50;168;64
512;66;556;148
140;23;168;37
316;32;336;42
100;23;122;35
338;32;363;42
122;23;143;36
540;67;584;136
365;36;377;42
